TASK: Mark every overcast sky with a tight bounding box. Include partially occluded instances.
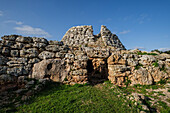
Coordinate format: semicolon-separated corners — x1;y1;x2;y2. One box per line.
0;0;170;51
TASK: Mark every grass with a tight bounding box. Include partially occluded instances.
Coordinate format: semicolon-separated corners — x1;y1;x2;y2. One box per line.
137;52;158;56
6;82;139;113
157;101;170;113
160;65;167;73
135;63;143;70
118;79;170;113
157;79;167;85
152;61;159;67
1;79;169;113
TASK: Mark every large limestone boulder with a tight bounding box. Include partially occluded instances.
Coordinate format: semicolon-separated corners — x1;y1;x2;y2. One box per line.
31;59;68;82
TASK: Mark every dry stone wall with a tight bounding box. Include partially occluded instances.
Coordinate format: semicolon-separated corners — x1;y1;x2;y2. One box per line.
0;25;170;86
107;50;170;86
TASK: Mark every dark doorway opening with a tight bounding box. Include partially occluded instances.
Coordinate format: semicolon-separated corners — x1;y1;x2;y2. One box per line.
86;59;109;85
87;60;94;73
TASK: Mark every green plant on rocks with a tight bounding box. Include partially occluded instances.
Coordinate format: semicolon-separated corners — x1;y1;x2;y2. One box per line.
125;77;131;88
152;61;159;67
137;51;158;56
135;63;143;70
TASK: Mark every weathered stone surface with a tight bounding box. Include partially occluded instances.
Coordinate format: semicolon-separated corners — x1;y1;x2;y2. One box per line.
31;59;68;82
0;27;170;86
48;40;63;45
9;57;28;63
100;25;125;49
28;58;40;64
33;42;47;48
45;45;60;52
1;35;17;41
16;36;32;43
2;47;10;55
11;43;24;49
0;66;7;74
32;37;48;44
75;54;88;61
72;76;87;82
23;43;33;48
20;49;26;57
55;52;65;58
0;55;8;65
157;53;170;60
73;60;87;69
26;48;39;58
10;50;19;57
129;67;153;85
148;67;169;82
1;40;15;47
108;65;130;76
7;66;27;76
62;25;125;50
70;69;87;76
85;47;110;58
108;53;127;65
65;53;75;59
139;55;156;65
7;58;28;67
59;45;69;53
38;51;55;59
0;74;14;83
127;58;139;66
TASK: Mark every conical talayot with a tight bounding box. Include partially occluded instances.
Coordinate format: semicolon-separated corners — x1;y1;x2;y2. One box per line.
61;25;126;50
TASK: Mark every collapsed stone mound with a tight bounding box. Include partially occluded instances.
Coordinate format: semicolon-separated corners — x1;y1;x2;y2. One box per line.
62;25;126;50
107;51;170;86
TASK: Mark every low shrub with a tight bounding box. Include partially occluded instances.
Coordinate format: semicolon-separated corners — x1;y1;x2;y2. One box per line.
135;63;143;70
152;61;159;67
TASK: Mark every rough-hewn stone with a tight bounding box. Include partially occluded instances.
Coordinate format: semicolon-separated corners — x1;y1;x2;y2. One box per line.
31;59;68;82
62;25;125;50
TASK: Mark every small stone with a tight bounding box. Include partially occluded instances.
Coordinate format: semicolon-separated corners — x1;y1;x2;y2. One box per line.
16;36;32;43
70;82;76;85
38;51;55;59
10;50;19;57
15;89;27;94
32;37;48;44
2;47;10;55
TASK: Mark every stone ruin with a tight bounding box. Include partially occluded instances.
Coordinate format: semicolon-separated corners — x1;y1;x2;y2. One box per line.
62;25;125;49
0;25;170;86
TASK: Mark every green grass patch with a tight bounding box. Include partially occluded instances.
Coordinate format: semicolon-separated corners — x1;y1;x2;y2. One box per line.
160;65;167;73
157;101;170;113
137;52;158;56
135;63;143;70
152;61;159;67
157;79;167;85
10;82;139;113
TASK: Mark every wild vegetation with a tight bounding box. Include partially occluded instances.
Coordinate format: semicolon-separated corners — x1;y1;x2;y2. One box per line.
1;79;169;113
